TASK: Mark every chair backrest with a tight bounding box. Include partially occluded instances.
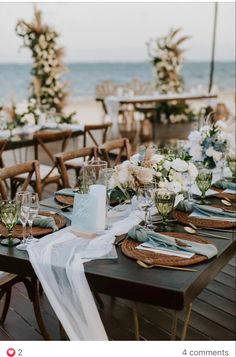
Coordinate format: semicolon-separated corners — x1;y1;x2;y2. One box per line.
83;123;112;147
34;130;72;163
99;138;131;168
0;140;7;168
55;147;97;188
0;160;42;200
34;130;72;180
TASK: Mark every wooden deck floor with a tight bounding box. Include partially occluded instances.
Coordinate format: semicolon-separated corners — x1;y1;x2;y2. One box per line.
0;166;235;341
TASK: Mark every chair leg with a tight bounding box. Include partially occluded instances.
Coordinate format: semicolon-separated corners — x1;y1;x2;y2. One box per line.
31;277;51;340
132;302;140;340
0;288;12;324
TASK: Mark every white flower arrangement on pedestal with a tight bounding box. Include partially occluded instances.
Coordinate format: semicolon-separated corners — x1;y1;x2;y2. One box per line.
15;7;76;124
147;28;196;124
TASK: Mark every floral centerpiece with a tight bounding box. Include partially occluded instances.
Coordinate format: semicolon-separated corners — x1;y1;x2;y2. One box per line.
187;121;233;169
109;146;198;203
147;28;195;124
5;99;42;128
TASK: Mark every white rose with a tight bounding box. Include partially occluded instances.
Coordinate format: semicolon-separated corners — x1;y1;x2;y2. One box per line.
189;144;202;161
212;150;222;162
163;160;172;171
23;113;35;125
206;147;214;157
188;162;198;180
188;130;201;144
151;154;164;164
171;158;188;172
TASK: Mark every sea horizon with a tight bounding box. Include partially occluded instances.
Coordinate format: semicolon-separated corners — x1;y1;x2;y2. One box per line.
0;61;235;102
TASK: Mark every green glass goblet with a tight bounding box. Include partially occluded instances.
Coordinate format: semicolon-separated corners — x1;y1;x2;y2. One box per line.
154;189;176;231
196;168;213;205
227;156;236;182
0;200;20;246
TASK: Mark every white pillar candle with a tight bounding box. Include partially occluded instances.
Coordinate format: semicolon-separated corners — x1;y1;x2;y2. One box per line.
89;184;106;231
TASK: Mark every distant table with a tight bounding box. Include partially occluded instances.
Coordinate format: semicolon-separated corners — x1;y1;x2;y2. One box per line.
3;128;84;151
0;195;235;340
96;92;218;141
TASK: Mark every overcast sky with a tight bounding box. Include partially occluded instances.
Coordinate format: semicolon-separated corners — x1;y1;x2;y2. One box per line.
0;2;235;63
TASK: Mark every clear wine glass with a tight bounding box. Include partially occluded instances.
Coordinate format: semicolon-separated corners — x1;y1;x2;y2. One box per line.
196;167;213;204
137;183;155;229
154;189;176;231
101;168;116;210
0;200;20;246
16;191;31;250
27;192;39;242
182;172;194;202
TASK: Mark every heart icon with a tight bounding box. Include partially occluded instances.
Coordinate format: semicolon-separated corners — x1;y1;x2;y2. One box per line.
7;348;16;357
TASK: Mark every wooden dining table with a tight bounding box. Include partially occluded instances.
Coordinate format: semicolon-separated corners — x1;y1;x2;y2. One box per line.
3;128;84;151
0;194;235;341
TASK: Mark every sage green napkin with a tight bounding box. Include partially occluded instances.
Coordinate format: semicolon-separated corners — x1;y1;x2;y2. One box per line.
128;225;218;259
193;204;236;218
55;188;75;197
33;215;58;232
214;180;236;191
176;199;193;213
18;216;58;232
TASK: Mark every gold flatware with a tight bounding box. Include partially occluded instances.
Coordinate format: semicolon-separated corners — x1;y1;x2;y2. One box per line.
184;224;230;240
137;260;197;272
221;199;232;206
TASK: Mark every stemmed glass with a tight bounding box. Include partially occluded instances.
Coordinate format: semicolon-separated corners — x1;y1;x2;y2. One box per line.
154;189;176;231
15;191;31;250
227;156;236;181
137;183;155;229
196;167;213;204
0;200;20;246
27;193;39;242
182;172;194;203
101;168;116;210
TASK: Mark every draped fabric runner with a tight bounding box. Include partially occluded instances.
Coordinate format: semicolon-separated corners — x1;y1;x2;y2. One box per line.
27;209;142;340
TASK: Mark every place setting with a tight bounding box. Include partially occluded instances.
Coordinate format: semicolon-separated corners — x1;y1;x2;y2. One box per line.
0;192;66;249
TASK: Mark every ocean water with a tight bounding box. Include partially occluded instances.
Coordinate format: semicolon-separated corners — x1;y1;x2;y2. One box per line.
0;62;234;102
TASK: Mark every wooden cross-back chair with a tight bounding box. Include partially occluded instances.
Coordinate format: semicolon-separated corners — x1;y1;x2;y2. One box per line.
0;139;7;169
55;147;97;188
0;160;41;326
83;123;112;147
34;130;72;188
0;160;42;200
13;130;72;193
99;138;131;168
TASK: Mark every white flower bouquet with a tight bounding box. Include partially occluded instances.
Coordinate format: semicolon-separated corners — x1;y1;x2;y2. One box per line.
109;146;198;203
187;122;233;169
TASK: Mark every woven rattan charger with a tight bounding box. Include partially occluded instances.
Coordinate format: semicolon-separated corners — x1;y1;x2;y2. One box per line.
121;232;210;267
0;211;66;239
55;194;74;206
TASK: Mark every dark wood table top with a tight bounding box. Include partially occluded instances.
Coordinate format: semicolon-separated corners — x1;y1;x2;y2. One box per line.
4;128;84;151
0;198;235;311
